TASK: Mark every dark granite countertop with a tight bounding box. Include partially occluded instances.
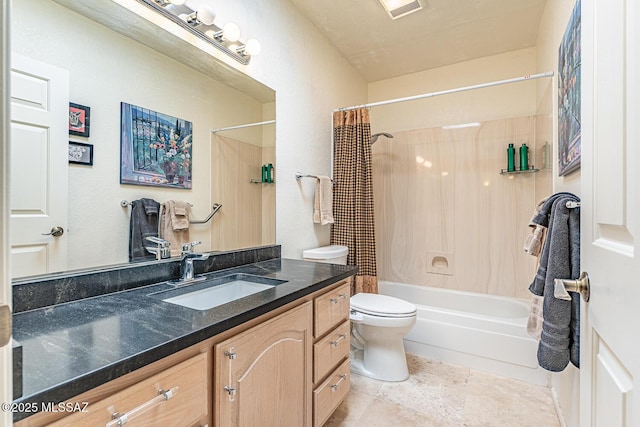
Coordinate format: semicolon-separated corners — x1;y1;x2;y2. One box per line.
12;258;356;422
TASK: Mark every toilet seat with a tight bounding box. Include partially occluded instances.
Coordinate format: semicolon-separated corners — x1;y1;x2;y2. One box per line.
350;293;416;318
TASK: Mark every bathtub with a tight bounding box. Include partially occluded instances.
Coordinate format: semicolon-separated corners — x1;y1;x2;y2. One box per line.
378;281;548;385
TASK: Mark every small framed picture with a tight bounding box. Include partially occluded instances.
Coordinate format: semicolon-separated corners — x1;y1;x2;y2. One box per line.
68;141;93;166
69;103;91;137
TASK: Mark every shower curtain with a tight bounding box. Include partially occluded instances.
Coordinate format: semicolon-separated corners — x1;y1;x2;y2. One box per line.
331;108;378;294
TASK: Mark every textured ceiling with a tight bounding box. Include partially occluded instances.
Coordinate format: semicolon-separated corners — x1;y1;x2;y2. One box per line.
290;0;547;82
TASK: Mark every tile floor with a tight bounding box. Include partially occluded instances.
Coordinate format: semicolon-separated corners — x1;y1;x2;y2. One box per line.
325;353;561;427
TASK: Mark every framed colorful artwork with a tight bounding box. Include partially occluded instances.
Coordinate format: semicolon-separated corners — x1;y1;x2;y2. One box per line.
69;103;91;137
557;0;581;176
120;102;193;189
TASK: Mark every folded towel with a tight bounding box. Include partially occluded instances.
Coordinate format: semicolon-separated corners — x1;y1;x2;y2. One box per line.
160;200;191;256
171;201;190;230
313;176;334;225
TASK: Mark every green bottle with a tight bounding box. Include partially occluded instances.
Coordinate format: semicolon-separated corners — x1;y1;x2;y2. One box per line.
507;143;515;172
261;165;267;182
267;163;274;182
520;143;529;171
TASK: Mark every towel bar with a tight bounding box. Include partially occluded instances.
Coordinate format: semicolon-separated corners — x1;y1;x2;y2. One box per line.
295;172;333;182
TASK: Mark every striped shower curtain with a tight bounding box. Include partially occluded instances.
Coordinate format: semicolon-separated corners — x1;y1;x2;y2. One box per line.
330;108;378;295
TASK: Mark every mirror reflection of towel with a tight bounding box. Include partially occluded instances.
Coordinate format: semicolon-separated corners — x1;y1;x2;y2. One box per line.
160;200;191;256
172;204;190;230
129;198;160;261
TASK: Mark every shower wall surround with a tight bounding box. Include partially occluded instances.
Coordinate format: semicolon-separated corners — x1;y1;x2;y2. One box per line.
373;116;538;299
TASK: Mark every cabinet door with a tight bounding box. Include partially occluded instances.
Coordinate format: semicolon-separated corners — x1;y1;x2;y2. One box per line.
215;302;312;427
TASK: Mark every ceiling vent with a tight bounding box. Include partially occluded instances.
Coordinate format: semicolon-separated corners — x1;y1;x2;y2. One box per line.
378;0;423;20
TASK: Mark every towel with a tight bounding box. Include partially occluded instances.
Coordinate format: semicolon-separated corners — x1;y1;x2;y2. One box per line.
129;198;160;261
524;197;548;339
160;200;191;256
529;192;580;371
313;176;334;225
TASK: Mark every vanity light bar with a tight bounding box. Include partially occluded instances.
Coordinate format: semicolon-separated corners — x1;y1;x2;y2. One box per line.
135;0;257;65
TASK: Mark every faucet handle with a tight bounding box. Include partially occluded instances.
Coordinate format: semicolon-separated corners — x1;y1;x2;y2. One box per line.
181;241;202;254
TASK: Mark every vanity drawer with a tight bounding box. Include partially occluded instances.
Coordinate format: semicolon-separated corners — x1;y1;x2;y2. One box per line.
314;320;350;383
314;281;350;338
313;359;350;427
49;353;208;427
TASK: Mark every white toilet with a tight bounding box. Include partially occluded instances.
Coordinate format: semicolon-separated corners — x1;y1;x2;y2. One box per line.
350;292;416;381
302;245;417;382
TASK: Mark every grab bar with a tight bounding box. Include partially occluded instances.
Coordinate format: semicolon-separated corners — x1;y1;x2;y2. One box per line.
121;200;222;224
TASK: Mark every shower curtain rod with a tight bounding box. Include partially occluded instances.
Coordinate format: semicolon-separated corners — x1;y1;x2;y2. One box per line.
211;119;276;133
334;71;554;112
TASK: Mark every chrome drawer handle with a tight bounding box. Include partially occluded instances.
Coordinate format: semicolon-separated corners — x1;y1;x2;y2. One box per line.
330;374;348;392
330;333;347;347
107;387;178;427
330;293;348;304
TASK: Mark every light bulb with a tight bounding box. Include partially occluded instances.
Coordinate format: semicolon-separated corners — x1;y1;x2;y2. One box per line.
243;38;261;56
222;23;241;42
196;5;215;25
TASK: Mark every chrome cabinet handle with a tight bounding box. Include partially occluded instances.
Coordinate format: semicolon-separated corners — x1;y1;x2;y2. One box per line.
330;293;348;304
554;271;590;302
330;374;348;392
106;387;178;427
330;333;347;347
41;226;64;237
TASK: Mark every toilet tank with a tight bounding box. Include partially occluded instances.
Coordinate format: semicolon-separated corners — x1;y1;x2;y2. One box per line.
302;245;348;265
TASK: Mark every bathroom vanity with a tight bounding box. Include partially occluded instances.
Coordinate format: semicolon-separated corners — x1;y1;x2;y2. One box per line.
11;246;355;426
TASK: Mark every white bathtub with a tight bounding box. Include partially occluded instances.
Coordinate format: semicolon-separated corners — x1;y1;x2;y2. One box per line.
378;281;548;385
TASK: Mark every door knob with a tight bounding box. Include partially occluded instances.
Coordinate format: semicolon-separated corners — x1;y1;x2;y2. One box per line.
42;226;64;237
554;271;590;302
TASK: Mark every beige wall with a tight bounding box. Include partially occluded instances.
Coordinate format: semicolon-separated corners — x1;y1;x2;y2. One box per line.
211;135;268;250
368;49;548;299
369;48;538;133
535;1;583;426
373;116;538;299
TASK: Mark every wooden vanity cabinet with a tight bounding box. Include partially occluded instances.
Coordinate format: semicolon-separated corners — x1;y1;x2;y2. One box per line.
15;278;353;427
312;281;351;426
214;302;313;427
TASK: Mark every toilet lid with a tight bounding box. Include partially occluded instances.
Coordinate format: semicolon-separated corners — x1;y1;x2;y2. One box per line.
350;293;417;317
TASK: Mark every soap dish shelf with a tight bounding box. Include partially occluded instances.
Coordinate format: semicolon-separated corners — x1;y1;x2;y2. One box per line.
500;168;539;175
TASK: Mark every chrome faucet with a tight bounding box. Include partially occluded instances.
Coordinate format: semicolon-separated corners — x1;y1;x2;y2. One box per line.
145;236;171;260
179;241;210;282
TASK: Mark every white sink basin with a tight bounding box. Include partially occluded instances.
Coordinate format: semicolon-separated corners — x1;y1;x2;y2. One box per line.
149;273;286;311
163;280;275;311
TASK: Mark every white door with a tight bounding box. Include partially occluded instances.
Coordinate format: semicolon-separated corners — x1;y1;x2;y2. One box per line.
581;0;640;425
10;55;69;278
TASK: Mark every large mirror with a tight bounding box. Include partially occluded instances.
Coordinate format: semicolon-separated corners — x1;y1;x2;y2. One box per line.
10;0;275;278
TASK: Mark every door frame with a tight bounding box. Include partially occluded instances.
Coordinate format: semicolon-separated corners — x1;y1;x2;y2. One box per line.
0;0;13;425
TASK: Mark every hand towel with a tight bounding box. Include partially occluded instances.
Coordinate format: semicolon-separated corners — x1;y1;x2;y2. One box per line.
171;201;191;230
528;193;580;371
160;200;191;256
313;176;334;225
129;198;160;261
